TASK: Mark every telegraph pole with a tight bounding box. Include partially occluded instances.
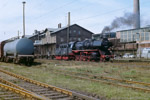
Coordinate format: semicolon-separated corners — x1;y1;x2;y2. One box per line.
67;12;70;55
18;30;20;39
67;12;70;43
22;1;26;38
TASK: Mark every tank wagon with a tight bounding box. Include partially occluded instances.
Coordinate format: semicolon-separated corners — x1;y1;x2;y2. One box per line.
55;37;113;61
0;38;34;65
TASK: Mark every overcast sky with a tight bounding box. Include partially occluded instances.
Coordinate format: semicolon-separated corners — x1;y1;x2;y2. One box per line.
0;0;150;41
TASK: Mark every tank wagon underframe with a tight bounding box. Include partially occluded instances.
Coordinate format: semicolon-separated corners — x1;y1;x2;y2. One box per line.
1;55;34;65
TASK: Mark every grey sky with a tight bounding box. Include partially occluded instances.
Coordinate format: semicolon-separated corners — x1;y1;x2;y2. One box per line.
0;0;150;41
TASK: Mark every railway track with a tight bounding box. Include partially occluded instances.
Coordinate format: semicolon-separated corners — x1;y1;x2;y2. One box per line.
0;68;98;100
0;84;26;100
49;68;150;92
0;77;48;100
0;82;47;100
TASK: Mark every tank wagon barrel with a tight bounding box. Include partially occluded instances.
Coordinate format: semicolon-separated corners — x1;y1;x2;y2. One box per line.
0;38;34;66
4;38;34;56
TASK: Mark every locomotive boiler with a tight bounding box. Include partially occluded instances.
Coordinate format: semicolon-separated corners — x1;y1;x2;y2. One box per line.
55;38;113;61
0;38;34;65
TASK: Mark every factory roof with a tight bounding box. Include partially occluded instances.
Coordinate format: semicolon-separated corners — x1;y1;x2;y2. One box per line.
117;26;150;32
92;32;116;36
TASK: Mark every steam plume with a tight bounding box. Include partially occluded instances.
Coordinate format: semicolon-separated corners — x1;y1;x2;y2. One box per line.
102;13;135;33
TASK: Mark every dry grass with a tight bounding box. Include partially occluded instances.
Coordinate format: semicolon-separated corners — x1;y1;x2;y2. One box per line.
0;59;150;100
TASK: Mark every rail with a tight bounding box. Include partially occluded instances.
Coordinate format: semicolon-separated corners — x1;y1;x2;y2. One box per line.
0;77;50;100
0;83;47;100
0;68;98;100
50;68;150;92
52;68;150;86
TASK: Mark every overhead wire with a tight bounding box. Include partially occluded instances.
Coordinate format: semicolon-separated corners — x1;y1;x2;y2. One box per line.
72;6;131;23
1;0;149;41
0;0;9;11
35;0;77;20
83;0;150;31
72;0;150;24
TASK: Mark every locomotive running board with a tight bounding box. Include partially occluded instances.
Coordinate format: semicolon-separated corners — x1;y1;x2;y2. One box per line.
18;55;34;57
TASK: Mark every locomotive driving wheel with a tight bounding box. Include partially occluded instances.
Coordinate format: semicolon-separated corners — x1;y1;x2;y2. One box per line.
13;59;16;64
100;57;105;62
0;57;4;62
15;58;19;64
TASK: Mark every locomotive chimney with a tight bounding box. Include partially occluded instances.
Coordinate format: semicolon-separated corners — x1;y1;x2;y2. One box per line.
133;0;140;29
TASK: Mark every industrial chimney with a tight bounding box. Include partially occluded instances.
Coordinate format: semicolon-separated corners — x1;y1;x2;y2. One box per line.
133;0;140;29
58;23;61;28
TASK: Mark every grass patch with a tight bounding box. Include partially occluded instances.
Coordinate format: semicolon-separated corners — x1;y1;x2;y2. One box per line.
0;60;150;100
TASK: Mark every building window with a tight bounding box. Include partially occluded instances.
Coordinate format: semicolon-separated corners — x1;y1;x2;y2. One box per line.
124;33;127;42
128;32;132;42
70;38;72;41
145;32;150;41
61;38;64;42
132;33;136;41
121;32;127;42
74;30;76;33
141;33;144;41
121;33;124;42
78;38;81;41
136;33;140;41
78;31;80;35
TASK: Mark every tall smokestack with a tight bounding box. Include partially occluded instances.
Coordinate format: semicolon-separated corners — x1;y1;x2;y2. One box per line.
133;0;140;29
68;12;70;26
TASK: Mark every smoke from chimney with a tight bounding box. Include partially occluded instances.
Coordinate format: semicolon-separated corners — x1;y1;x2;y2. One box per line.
102;13;135;33
102;0;141;33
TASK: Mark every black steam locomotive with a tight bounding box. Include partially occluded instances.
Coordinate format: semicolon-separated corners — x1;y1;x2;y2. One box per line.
55;37;113;62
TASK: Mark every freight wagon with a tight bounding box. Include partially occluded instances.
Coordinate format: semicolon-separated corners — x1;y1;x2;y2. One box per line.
0;38;34;65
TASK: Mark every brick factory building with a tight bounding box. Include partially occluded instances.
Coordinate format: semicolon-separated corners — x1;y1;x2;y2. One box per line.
115;27;150;55
92;27;150;56
30;24;94;58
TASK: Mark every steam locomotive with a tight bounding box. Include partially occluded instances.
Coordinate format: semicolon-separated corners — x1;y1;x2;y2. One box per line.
55;37;113;61
0;38;34;65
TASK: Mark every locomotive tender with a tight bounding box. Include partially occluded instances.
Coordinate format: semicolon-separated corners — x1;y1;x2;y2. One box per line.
0;38;34;65
55;37;113;61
